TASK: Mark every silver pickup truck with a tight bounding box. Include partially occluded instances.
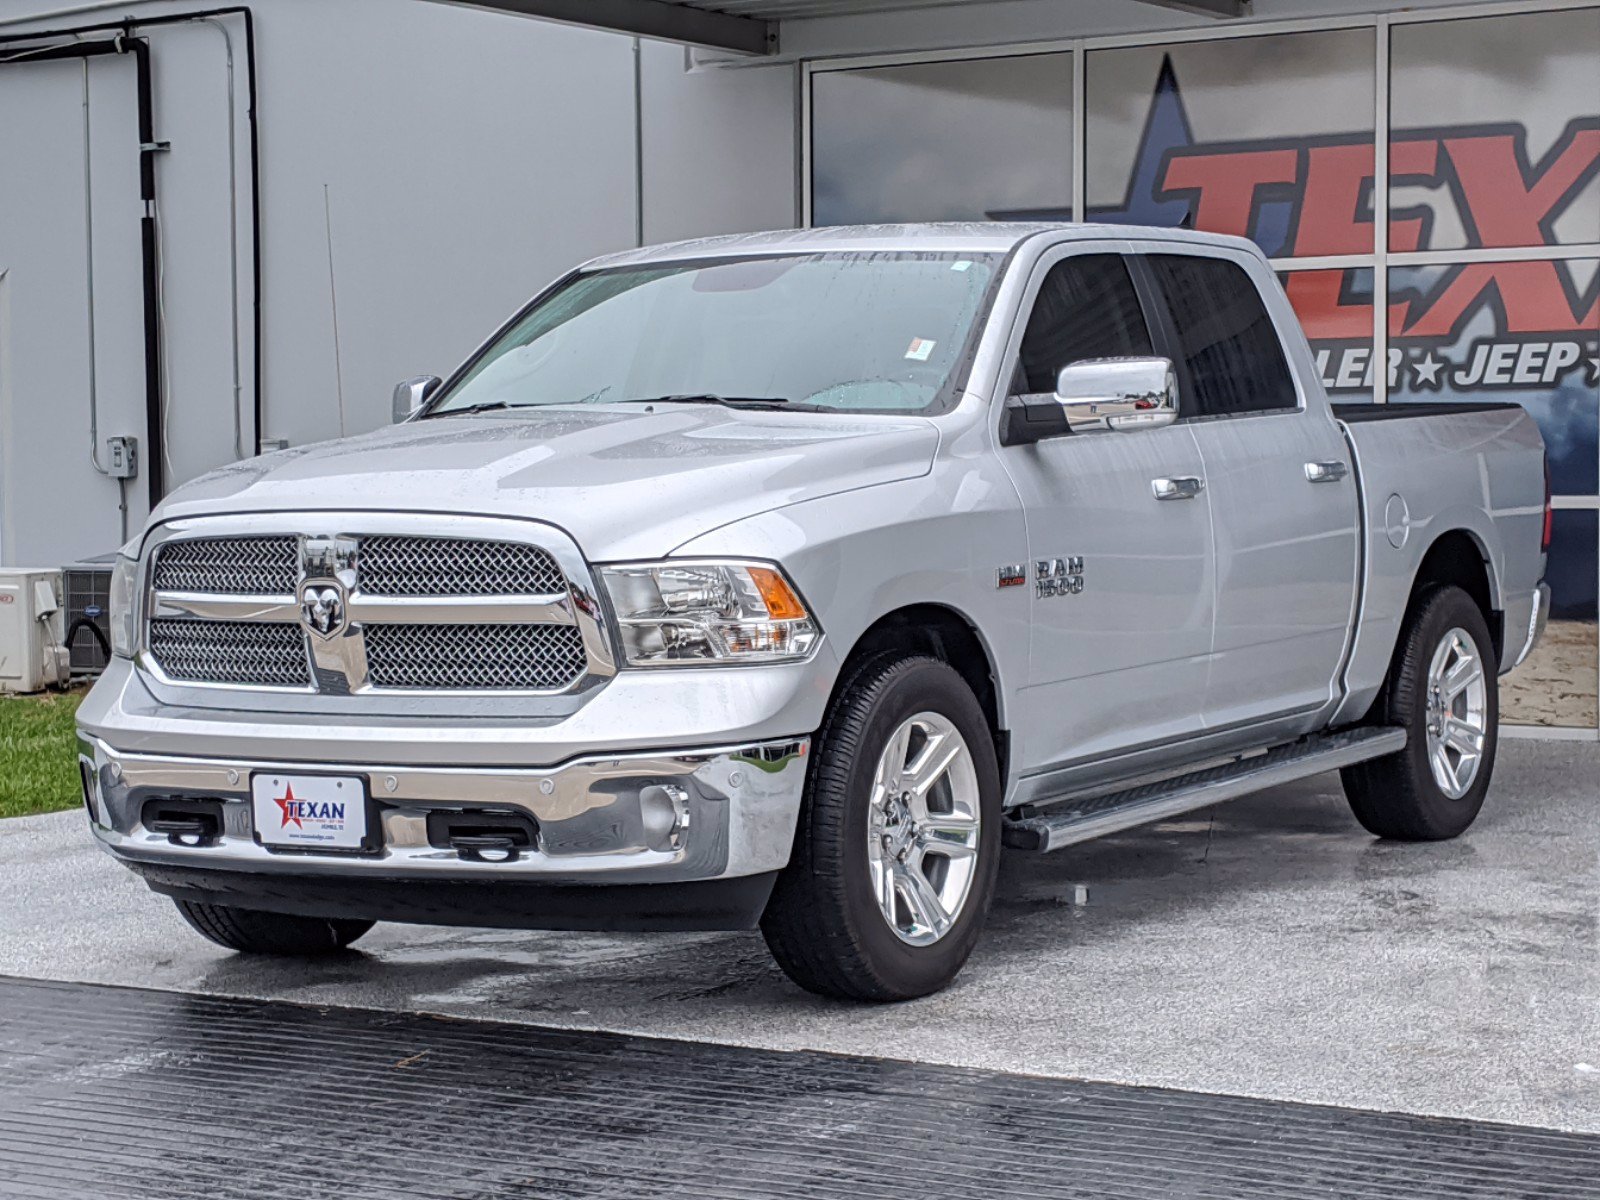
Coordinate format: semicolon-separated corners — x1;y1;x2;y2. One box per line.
78;223;1549;1001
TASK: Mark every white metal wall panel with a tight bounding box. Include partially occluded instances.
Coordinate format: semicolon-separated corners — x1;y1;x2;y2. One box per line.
640;41;799;242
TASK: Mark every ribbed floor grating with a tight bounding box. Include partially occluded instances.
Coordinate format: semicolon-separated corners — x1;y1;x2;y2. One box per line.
1;974;1596;1199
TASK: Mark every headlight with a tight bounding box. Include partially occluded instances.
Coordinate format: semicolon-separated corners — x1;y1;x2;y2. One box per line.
108;550;140;659
599;560;820;666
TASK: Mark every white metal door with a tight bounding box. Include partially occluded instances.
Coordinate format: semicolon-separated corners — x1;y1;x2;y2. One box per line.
0;53;146;566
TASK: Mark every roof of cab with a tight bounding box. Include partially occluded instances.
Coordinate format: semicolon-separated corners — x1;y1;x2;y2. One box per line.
583;221;1256;270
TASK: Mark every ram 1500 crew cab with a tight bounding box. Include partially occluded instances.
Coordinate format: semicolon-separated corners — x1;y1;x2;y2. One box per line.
78;224;1550;1000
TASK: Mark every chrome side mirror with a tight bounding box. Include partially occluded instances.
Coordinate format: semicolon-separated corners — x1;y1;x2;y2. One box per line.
1055;358;1178;433
393;375;442;423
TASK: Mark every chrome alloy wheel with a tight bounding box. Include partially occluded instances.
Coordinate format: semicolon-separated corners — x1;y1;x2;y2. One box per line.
866;711;982;946
1424;625;1489;800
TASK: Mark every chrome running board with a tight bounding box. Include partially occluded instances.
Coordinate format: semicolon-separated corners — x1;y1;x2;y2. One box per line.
1002;726;1407;853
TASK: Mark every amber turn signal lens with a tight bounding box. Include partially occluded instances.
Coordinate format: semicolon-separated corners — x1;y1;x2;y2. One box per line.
747;566;808;620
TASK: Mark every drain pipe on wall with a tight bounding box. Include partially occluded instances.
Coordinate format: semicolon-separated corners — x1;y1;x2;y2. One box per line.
80;57;128;542
633;36;645;248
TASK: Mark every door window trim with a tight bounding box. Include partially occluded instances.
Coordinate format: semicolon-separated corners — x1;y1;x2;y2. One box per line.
1126;247;1307;425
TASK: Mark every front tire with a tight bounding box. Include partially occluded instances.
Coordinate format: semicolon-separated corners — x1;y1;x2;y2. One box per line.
1341;584;1498;840
761;653;1001;1002
175;899;375;955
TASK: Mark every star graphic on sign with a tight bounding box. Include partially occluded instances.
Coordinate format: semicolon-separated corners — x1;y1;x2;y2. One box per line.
274;784;303;830
1588;354;1600;387
1411;351;1447;390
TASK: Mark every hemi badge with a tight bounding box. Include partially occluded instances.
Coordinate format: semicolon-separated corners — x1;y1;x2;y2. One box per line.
997;564;1027;589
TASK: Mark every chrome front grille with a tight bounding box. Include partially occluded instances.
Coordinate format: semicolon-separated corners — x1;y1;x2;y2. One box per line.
151;537;298;595
141;523;609;698
148;619;312;688
360;537;565;597
365;623;588;691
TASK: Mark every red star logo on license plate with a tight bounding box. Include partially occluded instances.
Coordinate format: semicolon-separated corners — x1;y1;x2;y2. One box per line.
274;784;304;829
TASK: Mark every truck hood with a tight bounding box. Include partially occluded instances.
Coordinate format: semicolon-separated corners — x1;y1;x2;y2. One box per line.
153;406;939;560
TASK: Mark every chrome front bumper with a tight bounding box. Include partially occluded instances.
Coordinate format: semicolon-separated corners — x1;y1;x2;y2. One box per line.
81;734;809;885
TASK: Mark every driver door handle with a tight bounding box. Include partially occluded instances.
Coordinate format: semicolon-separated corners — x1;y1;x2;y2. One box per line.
1152;476;1205;502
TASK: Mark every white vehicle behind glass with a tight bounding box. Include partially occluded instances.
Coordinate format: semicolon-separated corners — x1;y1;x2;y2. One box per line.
79;223;1549;1001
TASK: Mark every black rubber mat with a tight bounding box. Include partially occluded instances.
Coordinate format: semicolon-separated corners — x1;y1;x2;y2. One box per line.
2;974;1596;1200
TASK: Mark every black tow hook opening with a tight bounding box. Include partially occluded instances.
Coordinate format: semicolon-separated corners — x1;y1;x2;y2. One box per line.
425;810;539;864
141;798;226;847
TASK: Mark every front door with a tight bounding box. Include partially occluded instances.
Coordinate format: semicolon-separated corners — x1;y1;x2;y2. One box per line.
996;248;1215;779
0;51;147;565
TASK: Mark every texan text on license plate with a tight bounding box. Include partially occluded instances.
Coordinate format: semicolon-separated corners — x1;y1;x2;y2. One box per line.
251;774;367;850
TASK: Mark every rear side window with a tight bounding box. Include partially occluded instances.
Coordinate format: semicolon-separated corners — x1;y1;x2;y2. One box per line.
1014;254;1153;395
1146;255;1298;418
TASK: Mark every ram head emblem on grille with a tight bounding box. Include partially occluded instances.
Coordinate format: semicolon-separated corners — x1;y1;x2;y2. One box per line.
300;585;347;639
298;535;357;643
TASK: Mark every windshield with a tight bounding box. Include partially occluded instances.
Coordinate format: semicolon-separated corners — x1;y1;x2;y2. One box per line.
427;251;1002;417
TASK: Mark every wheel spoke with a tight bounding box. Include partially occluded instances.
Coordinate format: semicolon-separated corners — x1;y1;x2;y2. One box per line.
904;732;962;806
872;858;896;924
877;721;914;795
1443;717;1484;758
1442;655;1482;703
894;864;951;940
918;814;979;855
1431;741;1462;796
921;837;977;863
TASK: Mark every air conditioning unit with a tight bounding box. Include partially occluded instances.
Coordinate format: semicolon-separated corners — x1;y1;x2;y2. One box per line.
0;569;72;694
63;556;116;679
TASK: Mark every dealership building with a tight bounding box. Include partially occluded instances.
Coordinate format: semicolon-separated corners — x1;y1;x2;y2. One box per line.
0;0;1594;728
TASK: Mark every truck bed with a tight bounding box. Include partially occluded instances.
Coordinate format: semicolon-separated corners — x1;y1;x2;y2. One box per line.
1330;400;1546;726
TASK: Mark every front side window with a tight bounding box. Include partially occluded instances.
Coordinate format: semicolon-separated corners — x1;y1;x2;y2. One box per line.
1147;255;1298;418
428;252;1002;417
1013;254;1154;395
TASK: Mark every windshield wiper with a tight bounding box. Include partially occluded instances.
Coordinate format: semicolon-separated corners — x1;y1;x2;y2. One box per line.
428;401;553;419
628;393;792;410
422;401;508;419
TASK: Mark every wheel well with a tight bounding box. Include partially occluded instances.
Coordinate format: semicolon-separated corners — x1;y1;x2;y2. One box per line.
843;605;1008;780
1412;530;1502;660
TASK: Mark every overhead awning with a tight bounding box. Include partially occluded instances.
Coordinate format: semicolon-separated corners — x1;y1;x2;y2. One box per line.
440;0;1247;57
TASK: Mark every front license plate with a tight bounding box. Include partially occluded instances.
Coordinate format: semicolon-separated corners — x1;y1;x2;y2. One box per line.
252;774;369;851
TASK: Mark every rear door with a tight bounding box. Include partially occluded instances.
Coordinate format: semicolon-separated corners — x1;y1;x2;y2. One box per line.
997;246;1215;777
1133;247;1359;728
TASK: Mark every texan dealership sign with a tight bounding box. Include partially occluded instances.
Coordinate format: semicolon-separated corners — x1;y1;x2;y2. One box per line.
1017;58;1600;398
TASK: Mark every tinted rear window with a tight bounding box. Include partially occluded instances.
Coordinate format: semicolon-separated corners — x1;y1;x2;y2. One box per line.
1147;255;1297;418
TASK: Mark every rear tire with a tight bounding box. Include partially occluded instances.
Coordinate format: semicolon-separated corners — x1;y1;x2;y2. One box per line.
1341;584;1498;841
761;653;1002;1002
174;899;374;955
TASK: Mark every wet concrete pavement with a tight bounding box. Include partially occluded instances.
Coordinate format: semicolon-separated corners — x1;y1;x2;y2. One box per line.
4;739;1596;1132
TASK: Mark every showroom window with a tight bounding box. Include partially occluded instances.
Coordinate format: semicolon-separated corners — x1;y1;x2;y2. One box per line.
809;52;1074;227
807;1;1600;733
